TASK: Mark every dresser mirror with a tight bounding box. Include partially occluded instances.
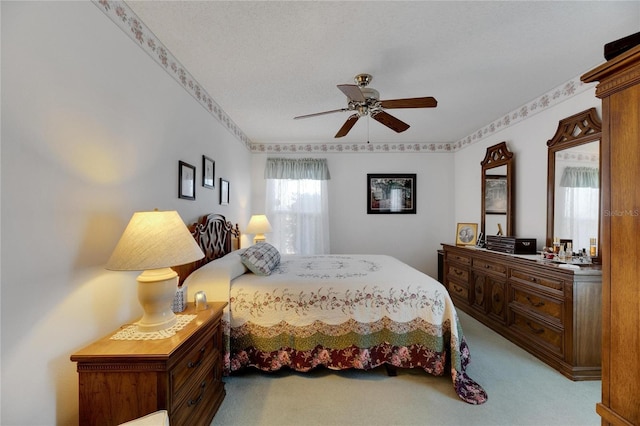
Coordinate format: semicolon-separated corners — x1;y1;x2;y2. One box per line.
481;141;514;240
546;108;601;259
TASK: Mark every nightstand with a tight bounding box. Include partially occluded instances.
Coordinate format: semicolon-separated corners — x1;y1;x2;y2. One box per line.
71;302;227;426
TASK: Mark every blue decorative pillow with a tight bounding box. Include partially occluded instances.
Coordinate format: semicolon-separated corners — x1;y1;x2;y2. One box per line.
240;242;281;276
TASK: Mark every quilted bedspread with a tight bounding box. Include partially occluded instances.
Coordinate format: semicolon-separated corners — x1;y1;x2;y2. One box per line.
185;253;487;404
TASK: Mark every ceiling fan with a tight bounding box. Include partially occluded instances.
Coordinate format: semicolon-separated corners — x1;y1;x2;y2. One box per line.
294;73;437;138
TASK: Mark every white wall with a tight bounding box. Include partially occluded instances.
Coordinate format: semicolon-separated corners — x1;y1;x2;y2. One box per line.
1;2;251;425
453;89;601;248
252;152;455;277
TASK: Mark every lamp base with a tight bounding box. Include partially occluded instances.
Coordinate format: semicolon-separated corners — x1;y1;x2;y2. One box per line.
253;234;266;244
136;268;178;332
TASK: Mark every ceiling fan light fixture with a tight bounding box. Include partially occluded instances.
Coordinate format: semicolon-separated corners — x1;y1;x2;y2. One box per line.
294;73;437;138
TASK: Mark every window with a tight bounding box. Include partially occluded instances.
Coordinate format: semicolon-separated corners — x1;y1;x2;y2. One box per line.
265;158;330;255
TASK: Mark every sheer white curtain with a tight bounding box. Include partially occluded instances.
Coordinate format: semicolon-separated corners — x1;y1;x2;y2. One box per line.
556;167;599;250
265;158;330;255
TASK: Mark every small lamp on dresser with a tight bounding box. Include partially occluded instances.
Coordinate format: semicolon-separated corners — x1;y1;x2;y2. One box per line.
106;210;204;332
246;214;272;244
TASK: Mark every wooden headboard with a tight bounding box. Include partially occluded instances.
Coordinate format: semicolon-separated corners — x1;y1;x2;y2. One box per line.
174;213;240;284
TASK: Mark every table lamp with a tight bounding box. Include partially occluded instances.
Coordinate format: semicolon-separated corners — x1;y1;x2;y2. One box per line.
246;214;272;244
106;210;204;332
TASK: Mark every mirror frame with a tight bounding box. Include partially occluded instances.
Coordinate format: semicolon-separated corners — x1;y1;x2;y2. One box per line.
546;107;602;260
481;141;515;238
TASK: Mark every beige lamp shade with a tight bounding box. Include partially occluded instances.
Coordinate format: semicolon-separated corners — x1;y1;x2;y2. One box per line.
246;214;272;244
106;210;204;332
107;210;204;271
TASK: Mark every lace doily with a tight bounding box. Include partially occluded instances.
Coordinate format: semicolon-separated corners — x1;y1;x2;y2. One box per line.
111;314;197;341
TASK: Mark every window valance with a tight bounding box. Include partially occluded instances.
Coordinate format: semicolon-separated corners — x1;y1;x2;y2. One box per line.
265;158;331;180
559;167;599;188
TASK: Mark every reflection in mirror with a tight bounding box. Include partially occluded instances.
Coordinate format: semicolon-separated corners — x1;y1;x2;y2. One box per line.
485;165;507;235
547;108;601;260
553;142;599;252
481;142;514;240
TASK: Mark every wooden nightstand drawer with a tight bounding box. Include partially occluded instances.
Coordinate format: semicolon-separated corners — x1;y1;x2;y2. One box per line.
71;302;227;426
171;355;224;426
171;329;217;403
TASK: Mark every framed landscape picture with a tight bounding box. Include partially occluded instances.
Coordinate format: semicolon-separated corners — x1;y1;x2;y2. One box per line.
367;173;416;214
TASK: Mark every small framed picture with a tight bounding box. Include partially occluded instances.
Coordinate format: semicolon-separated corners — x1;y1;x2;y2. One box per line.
456;223;478;246
202;155;215;189
178;161;196;200
219;178;229;205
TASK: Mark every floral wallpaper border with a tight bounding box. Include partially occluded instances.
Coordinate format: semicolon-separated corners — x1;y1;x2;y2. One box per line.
94;0;595;154
93;0;251;150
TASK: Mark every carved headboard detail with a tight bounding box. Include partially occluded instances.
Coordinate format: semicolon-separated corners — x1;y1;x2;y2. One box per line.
173;213;240;284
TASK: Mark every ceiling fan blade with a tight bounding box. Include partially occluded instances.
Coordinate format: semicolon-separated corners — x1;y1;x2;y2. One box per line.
335;114;359;138
337;84;366;102
294;108;348;119
380;97;438;109
372;110;410;133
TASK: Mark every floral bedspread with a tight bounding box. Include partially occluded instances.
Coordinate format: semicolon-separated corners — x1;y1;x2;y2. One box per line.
185;254;487;404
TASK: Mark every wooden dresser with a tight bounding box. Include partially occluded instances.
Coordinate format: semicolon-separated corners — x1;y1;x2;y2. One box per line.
582;44;640;426
71;302;227;426
442;244;601;380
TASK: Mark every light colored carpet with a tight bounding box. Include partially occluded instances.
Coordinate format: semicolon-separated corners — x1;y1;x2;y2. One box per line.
212;310;600;426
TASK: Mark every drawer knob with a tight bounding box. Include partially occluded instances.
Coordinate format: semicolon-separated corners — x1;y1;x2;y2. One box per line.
526;296;545;308
187;380;207;407
526;321;545;335
188;346;206;369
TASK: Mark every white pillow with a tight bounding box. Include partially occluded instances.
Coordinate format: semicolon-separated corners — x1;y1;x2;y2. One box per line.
184;249;248;303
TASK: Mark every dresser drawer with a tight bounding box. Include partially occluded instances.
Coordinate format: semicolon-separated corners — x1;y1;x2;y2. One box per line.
472;258;507;276
447;264;469;282
510;283;563;325
509;268;564;293
171;327;218;403
510;311;563;356
448;280;469;301
446;251;471;266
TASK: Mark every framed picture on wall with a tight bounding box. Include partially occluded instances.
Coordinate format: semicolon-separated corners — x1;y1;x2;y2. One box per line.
456;223;478;246
484;175;507;214
219;178;229;205
202;155;215;189
178;161;196;200
367;173;416;214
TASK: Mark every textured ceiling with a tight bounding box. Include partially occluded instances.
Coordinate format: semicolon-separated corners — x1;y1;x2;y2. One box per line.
126;1;639;146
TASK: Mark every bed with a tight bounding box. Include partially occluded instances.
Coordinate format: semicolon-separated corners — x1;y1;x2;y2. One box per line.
176;214;487;405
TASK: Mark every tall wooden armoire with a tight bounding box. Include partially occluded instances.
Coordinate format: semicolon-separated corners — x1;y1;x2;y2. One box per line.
582;45;640;425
